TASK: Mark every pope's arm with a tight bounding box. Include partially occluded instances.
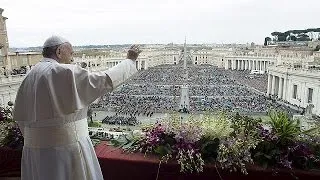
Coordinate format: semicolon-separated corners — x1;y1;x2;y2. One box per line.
71;44;141;106
72;44;141;106
104;59;138;89
14;59;137;131
72;58;138;104
50;59;137;115
49;45;141;114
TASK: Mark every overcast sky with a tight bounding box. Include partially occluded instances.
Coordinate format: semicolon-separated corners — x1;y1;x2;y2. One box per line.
1;0;319;47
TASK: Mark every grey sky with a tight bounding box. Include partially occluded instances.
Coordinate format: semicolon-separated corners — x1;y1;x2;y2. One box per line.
2;0;320;47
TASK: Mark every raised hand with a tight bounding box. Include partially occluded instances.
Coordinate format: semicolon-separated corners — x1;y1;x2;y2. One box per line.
127;44;142;61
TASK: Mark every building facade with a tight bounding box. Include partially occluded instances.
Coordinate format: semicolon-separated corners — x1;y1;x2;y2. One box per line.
267;66;320;116
223;47;315;72
0;8;9;69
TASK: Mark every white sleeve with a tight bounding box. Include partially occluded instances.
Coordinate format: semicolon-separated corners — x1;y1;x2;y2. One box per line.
51;60;137;113
104;59;138;89
48;65;112;114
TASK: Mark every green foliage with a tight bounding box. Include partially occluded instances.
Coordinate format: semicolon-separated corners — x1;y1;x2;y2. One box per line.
311;143;320;160
88;121;101;127
110;133;141;152
289;35;297;41
271;32;283;36
154;145;172;158
252;110;320;170
270;28;320;42
201;112;233;139
264;37;271;46
0;105;23;149
110;111;320;174
231;113;262;141
297;34;310;41
252;140;280;169
91;139;101;147
268;110;300;144
216;113;263;174
199;137;220;163
177;149;205;173
218;138;256;175
278;35;287;41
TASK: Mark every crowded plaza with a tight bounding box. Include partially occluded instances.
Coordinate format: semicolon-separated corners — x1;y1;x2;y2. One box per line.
90;63;292;124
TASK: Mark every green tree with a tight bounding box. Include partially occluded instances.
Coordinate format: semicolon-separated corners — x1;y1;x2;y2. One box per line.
297;34;310;41
264;37;271;46
278;35;287;41
271;32;287;41
289;35;297;41
271;31;282;36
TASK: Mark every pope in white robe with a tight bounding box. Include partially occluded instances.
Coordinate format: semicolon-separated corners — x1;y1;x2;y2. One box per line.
13;36;141;180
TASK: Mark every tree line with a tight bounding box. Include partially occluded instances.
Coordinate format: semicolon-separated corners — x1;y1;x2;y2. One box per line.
264;28;320;46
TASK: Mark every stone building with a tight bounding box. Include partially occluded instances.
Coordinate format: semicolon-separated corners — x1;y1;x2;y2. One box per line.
267;65;320;116
0;8;9;69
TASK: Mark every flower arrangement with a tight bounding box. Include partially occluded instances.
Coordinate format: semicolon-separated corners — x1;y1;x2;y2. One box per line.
111;110;320;175
252;110;320;171
0;103;24;150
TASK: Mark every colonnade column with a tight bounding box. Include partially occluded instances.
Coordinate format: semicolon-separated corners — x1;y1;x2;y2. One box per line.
271;75;276;95
278;77;284;99
267;74;272;95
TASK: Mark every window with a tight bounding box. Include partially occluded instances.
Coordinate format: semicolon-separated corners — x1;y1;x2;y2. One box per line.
307;88;313;103
292;85;297;99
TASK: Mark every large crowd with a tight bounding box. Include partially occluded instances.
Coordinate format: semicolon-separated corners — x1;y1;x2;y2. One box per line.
190;96;268;113
227;70;268;93
189;85;253;97
101;115;139;126
112;84;255;97
100;95;178;115
129;65;186;85
187;65;236;85
129;65;236;86
91;63;292;115
112;84;180;96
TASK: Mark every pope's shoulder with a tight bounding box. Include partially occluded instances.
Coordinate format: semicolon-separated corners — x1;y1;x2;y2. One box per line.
50;63;87;77
30;60;86;77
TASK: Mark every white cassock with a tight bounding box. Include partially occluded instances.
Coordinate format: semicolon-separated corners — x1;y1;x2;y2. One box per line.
13;58;137;180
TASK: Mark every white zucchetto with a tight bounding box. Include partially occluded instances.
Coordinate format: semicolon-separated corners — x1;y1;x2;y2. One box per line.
43;35;70;48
